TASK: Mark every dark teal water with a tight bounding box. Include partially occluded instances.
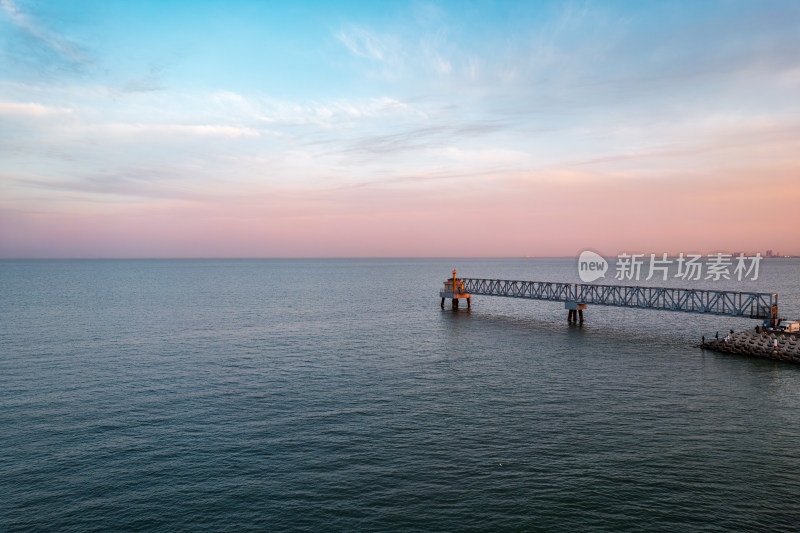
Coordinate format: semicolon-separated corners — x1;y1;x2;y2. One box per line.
2;258;800;532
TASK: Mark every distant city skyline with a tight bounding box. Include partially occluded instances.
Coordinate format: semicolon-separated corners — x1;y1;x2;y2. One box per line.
1;0;799;258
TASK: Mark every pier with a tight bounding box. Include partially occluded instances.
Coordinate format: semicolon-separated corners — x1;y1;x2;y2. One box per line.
440;270;778;322
440;270;800;363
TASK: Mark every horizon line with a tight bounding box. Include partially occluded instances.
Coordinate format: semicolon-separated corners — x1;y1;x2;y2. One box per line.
1;254;797;261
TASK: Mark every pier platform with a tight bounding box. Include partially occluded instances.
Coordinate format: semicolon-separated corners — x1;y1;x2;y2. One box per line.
440;269;471;309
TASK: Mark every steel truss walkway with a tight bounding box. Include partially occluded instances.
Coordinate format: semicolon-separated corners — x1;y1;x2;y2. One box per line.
441;273;778;319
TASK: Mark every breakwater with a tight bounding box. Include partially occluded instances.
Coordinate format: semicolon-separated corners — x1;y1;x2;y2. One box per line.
702;329;800;363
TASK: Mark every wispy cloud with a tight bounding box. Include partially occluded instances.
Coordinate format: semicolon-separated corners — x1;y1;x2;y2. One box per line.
335;26;391;61
0;0;88;64
251;95;427;127
4;169;186;202
95;123;260;139
119;64;166;94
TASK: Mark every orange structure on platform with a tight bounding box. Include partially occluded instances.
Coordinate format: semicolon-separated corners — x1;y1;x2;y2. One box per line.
440;269;471;309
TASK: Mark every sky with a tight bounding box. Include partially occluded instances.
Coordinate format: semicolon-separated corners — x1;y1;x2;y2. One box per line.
1;0;799;258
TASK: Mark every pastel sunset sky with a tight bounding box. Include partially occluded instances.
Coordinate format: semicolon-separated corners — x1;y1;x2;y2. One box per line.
1;0;799;258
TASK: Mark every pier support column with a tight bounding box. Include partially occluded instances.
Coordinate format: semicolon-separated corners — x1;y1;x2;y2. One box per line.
467;297;471;309
441;297;445;309
565;302;586;324
453;298;459;309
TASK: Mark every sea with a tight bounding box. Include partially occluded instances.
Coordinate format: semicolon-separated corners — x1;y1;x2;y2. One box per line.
2;258;800;532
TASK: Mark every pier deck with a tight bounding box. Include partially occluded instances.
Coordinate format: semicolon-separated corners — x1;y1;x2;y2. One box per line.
441;271;778;320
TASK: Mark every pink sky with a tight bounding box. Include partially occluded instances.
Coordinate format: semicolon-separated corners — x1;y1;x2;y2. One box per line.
3;162;798;258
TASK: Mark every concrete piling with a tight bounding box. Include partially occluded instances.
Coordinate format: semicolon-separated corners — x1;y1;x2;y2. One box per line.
565;303;586;323
701;329;800;364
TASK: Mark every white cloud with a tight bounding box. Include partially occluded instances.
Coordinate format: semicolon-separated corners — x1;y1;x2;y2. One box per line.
115;123;259;138
0;0;87;64
77;123;261;139
213;91;248;104
252;95;428;126
0;101;73;116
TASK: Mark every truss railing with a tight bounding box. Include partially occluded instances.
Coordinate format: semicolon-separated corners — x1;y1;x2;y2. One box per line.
458;278;778;319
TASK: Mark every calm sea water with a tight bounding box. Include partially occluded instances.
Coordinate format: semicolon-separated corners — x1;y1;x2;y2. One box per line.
2;258;800;532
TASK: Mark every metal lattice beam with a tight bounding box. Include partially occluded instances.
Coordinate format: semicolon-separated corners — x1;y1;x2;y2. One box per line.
453;278;778;319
